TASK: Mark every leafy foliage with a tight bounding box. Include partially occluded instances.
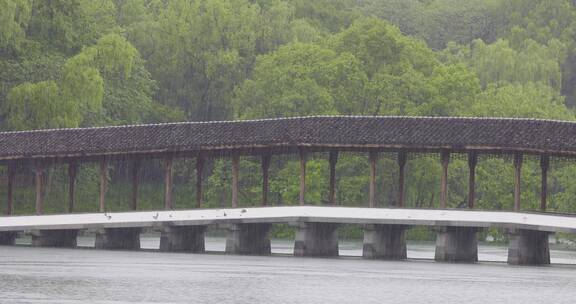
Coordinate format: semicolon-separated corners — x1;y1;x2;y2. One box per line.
4;80;72;129
0;0;32;53
443;39;563;90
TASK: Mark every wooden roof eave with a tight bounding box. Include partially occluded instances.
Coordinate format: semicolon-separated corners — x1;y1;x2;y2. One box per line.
0;142;575;165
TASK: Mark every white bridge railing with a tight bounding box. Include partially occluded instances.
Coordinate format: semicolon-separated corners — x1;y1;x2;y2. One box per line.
1;206;575;233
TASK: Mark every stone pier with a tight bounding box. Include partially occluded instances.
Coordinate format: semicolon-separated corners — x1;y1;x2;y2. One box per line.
0;232;17;245
362;224;408;260
507;229;550;265
293;222;339;257
95;227;141;250
435;226;478;263
224;223;272;255
31;229;78;248
159;225;206;253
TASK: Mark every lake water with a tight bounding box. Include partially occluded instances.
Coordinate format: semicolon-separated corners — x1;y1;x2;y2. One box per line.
2;235;576;303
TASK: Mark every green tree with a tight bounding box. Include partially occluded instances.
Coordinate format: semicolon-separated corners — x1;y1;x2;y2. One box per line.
289;0;360;33
233;42;366;118
360;0;503;50
447;39;563;90
330;18;439;78
470;83;573;119
0;0;32;54
127;0;295;121
236;18;482;118
497;0;576;105
1;33;161;130
27;0;117;54
0;54;66;121
3;80;76;129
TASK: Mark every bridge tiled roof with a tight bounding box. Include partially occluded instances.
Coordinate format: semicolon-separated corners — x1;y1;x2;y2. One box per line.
0;116;575;160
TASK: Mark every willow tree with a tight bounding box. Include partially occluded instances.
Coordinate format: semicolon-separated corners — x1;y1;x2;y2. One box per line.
4;81;71;130
2;33;154;130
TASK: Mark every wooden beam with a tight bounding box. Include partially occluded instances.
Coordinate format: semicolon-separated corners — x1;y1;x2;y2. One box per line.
369;151;377;208
34;162;45;215
6;164;15;216
232;154;239;208
196;155;204;208
299;148;307;206
467;152;477;209
131;159;140;211
99;159;108;213
397;152;407;207
328;150;338;205
262;153;271;206
68;162;78;213
163;156;173;210
9;141;576;166
540;155;549;212
440;151;450;209
514;153;523;212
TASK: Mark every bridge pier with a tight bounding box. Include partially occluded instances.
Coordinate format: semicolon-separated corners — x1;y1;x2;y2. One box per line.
507;229;550;265
0;232;17;245
95;228;141;250
293;222;339;257
362;224;407;260
434;226;478;263
224;223;272;255
159;225;206;253
31;229;78;248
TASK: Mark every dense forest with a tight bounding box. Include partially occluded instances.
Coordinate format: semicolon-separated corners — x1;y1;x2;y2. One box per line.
2;0;576;238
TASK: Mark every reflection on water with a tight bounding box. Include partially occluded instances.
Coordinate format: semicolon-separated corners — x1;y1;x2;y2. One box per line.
2;235;576;303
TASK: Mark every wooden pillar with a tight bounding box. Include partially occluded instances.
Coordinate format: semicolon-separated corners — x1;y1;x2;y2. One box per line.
328;150;338;205
232;154;239;208
514;153;523;212
540;155;549;212
34;162;45;215
68;162;78;213
164;156;173;210
6;164;15;216
196;155;204;208
440;151;450;209
369;151;377;208
397;152;407;207
299;148;307;206
467;152;477;209
262;153;271;206
131;159;140;211
99;159;108;213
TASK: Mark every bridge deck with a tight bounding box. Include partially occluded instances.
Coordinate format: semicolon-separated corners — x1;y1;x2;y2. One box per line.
1;207;575;233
